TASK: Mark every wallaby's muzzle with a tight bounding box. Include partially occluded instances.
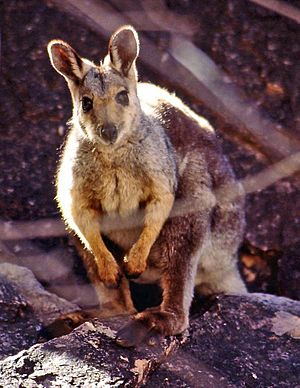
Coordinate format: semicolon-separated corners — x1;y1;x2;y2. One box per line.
99;123;118;144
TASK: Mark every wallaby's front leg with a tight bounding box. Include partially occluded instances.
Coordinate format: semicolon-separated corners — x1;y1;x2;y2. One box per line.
123;192;174;278
71;205;121;288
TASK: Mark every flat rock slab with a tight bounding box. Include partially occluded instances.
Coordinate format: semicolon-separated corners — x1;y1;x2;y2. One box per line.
1;293;299;387
173;293;300;387
0;318;185;387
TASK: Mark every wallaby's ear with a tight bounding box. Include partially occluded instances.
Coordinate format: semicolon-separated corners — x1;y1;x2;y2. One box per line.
108;25;139;78
47;40;91;83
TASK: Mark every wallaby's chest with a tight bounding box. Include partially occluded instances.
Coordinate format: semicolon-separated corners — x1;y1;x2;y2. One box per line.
97;168;148;215
75;155;150;217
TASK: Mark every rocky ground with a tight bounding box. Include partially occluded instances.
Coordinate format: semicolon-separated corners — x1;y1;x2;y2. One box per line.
1;0;300;386
1;268;299;387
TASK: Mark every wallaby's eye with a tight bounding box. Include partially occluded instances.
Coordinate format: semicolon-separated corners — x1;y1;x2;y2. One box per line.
82;96;93;113
115;90;129;106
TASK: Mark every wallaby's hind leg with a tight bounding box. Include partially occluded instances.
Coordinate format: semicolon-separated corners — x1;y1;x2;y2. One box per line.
116;194;246;347
116;215;204;347
195;198;247;296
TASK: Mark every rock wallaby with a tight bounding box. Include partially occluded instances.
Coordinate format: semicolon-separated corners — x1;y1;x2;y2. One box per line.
47;25;246;346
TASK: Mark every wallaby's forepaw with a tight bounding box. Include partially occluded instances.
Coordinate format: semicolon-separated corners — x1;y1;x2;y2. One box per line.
123;245;148;279
97;257;122;288
103;271;122;289
116;307;186;348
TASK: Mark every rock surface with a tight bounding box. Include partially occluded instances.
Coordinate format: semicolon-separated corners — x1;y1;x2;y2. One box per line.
0;292;299;387
0;263;79;325
0;274;40;360
0;263;79;361
278;242;300;301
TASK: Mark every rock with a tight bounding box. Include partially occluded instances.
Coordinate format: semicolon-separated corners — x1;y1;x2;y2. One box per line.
271;311;300;339
0;263;81;360
238;174;300;300
0;263;79;325
0;293;299;387
176;293;300;387
0;238;98;308
0;318;185;387
0;274;40;360
245;176;300;252
278;242;300;301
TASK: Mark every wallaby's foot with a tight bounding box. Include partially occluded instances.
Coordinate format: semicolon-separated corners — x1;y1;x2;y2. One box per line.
40;310;90;340
123;244;148;279
116;317;162;348
116;307;186;348
97;257;122;288
40;301;134;340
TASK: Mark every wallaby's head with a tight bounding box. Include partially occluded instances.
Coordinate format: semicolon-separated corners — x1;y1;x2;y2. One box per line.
48;26;140;147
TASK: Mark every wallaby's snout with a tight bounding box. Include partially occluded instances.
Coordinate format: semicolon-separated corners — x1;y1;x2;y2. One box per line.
99;123;118;144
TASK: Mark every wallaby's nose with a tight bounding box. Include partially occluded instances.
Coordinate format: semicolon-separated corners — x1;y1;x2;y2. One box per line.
100;123;118;144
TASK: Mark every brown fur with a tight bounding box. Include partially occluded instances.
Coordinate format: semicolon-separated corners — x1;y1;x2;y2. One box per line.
47;26;246;346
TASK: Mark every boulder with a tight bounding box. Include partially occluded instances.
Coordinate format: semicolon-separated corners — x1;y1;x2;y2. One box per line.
0;293;299;387
0;263;79;360
278;242;300;301
0;274;40;360
0;263;79;325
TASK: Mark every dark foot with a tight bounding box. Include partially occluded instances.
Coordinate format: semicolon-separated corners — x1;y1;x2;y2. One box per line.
39;310;89;340
116;318;156;348
116;307;185;348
